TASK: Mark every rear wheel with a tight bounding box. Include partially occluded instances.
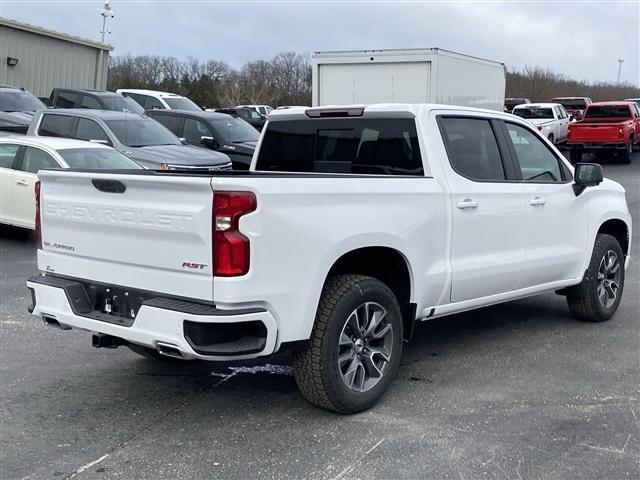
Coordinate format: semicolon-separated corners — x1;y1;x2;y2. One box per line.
619;139;632;164
548;134;555;144
570;146;583;164
566;234;625;322
292;275;403;414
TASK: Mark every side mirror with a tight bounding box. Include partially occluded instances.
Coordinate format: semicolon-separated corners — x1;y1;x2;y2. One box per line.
200;136;219;149
178;137;187;145
573;163;603;196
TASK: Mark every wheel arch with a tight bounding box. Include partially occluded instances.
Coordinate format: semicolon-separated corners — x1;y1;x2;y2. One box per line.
597;218;630;258
324;246;416;339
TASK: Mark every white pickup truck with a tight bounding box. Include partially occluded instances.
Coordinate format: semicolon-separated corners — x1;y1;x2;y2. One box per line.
27;104;632;414
512;102;571;145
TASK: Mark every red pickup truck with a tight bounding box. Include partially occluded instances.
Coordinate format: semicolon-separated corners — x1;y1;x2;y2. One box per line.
567;101;640;164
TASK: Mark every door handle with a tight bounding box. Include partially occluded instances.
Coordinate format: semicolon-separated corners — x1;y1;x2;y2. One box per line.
529;196;546;206
457;198;478;210
15;179;28;186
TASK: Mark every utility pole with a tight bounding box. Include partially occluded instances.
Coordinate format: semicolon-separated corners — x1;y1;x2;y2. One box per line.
100;0;114;43
617;58;624;84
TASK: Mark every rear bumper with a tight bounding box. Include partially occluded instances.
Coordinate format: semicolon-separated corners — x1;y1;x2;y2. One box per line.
26;274;277;361
567;142;627;149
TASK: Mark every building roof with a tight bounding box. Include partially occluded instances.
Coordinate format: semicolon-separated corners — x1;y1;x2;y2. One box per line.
0;17;113;51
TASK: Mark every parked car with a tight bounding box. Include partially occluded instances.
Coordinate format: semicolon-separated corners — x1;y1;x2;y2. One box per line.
567;101;640;164
27;104;631;414
512;103;570;145
551;97;592;121
0;136;141;230
147;109;259;170
27;109;232;171
117;89;202;111
214;107;266;131
504;97;531;112
48;89;145;115
0;85;47;134
237;104;274;116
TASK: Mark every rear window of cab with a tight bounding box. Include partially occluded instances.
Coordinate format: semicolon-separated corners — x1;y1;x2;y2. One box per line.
255;118;424;176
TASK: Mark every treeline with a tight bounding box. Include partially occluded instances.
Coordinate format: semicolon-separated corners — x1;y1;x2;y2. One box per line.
107;52;311;108
107;54;640;108
506;66;639;102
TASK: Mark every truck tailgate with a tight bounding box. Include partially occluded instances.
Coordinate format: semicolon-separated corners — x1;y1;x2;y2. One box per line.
37;170;215;301
569;123;623;143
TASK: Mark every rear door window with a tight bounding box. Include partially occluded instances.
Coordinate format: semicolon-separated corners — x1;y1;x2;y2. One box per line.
76;118;111;145
38;114;79;138
256;118;423;175
439;117;506;181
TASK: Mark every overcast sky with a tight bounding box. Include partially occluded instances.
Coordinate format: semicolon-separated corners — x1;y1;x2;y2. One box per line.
2;0;639;85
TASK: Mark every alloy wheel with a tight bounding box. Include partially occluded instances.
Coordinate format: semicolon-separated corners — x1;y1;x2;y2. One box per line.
338;302;393;392
597;250;621;308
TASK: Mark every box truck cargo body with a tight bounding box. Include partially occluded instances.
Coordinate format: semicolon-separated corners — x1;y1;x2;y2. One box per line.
312;48;506;111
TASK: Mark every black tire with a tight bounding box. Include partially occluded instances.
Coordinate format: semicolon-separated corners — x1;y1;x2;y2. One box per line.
632;135;639;152
128;344;190;363
619;140;632;164
570;146;582;164
292;274;403;414
566;234;625;322
548;134;555;145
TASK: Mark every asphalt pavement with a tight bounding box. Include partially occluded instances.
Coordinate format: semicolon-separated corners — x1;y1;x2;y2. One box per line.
1;153;639;480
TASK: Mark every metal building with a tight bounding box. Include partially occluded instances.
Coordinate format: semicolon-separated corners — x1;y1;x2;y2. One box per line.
0;17;112;97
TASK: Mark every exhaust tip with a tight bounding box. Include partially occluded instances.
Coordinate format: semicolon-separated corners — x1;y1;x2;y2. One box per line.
156;342;183;358
42;315;71;330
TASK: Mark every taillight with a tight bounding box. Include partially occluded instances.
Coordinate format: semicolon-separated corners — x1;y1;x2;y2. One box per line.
212;191;256;276
35;180;42;250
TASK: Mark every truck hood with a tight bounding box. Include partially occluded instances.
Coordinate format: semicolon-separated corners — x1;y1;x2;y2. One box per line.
124;144;231;167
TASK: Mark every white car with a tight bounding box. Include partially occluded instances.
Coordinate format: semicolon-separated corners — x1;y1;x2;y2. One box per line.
512;103;570;145
0;136;141;230
27;104;631;413
236;104;273;116
116;89;201;111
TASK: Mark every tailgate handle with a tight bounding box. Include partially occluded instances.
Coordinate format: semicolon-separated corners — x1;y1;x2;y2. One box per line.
92;179;126;194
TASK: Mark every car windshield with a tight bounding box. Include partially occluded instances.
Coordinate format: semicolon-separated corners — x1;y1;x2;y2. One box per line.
0;90;46;112
100;95;145;114
585;105;631;118
106;118;181;147
554;99;586;109
58;148;143;169
164;97;201;111
513;107;553;119
210;117;260;143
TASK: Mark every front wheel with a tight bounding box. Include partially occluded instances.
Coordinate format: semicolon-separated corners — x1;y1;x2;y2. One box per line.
566;234;625;322
570;146;583;164
292;275;403;414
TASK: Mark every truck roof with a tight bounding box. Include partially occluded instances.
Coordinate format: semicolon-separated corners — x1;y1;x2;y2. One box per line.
513;103;559;109
589;101;635;106
267;103;515;120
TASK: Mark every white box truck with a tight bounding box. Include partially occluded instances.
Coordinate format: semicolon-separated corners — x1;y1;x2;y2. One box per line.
312;48;506;111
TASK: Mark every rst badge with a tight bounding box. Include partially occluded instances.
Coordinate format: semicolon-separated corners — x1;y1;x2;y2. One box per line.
182;261;208;270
